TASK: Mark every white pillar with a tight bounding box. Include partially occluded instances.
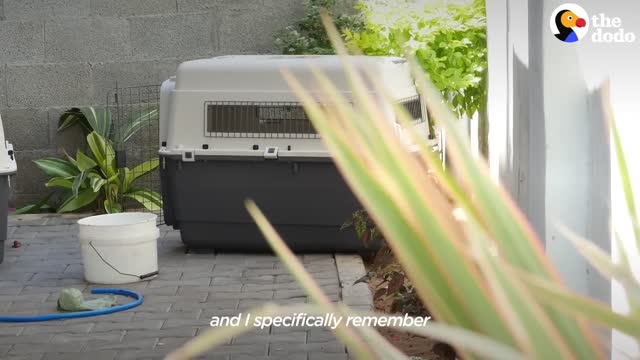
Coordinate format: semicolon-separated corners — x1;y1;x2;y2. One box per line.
487;0;640;357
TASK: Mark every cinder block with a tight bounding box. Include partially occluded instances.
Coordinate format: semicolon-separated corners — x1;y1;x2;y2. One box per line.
129;12;215;60
264;0;307;16
91;60;177;103
177;0;261;12
45;17;131;62
7;63;92;108
217;1;305;54
48;107;88;152
4;0;90;20
0;20;44;63
0;66;7;109
91;0;177;17
0;108;49;150
333;0;358;15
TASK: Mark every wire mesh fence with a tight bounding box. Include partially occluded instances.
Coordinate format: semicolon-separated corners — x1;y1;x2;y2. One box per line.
107;84;163;224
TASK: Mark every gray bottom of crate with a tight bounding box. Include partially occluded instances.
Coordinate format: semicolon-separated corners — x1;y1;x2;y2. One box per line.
0;176;8;264
161;156;375;253
179;222;370;253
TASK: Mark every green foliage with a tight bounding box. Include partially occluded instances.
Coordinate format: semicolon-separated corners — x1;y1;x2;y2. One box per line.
168;21;639;360
58;106;158;145
344;0;487;118
275;0;364;55
15;106;161;214
16;131;161;214
12;193;55;215
341;209;382;247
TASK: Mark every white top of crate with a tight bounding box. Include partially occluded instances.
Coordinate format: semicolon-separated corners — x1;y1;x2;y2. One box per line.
174;55;416;99
160;55;424;159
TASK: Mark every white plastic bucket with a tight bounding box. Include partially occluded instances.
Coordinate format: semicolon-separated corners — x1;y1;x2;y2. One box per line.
78;213;159;284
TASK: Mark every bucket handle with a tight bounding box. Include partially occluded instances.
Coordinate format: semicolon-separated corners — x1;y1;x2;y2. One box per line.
89;241;159;280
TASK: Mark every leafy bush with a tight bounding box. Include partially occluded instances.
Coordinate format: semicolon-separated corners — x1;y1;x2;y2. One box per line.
168;18;639;360
345;0;487;119
277;0;488;152
275;0;363;55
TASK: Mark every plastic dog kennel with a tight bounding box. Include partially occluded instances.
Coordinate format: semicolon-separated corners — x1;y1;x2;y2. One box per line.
0;113;17;263
159;55;428;252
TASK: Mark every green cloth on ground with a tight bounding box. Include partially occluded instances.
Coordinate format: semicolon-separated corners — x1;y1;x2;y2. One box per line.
57;288;117;312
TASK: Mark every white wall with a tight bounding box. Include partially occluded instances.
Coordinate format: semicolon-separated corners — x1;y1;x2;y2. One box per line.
579;4;640;358
487;0;639;358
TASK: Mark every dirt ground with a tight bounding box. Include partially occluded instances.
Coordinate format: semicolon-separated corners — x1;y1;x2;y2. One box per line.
369;274;456;360
376;327;456;359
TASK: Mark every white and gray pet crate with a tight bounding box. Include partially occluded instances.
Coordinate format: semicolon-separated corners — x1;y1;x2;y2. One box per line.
159;55;429;252
0;113;17;263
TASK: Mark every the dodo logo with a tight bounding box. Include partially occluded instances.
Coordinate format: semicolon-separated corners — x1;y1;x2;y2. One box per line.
550;4;589;43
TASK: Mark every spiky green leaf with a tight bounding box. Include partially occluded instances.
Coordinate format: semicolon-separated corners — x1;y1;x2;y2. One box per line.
123;188;162;211
71;171;88;197
123;158;159;193
86;131;116;178
46;177;73;189
13;193;54;215
33;158;80;178
115;108;158;145
75;149;97;172
80;107;112;139
57;188;100;213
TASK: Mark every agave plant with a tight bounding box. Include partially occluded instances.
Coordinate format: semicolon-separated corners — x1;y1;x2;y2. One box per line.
25;131;161;214
166;14;639;360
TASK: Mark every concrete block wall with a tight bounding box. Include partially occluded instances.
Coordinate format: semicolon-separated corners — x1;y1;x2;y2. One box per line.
0;0;307;207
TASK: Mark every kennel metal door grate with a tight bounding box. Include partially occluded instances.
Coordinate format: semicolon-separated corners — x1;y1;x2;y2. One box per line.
107;84;163;224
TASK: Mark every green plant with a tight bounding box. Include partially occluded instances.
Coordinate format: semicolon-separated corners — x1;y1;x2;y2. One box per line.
345;0;489;155
15;106;160;214
341;209;382;247
12;193;55;215
58;106;158;145
24;131;160;214
345;0;487;119
275;0;364;55
167;17;638;360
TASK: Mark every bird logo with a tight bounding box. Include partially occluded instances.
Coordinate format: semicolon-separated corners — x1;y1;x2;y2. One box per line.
550;4;589;43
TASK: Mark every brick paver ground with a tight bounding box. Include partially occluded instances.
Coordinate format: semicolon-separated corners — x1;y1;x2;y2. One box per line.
0;214;371;360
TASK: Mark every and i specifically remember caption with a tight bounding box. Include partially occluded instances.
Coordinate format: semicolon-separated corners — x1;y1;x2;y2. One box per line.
210;313;432;330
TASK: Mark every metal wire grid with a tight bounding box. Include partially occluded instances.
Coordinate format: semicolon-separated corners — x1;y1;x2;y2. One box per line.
204;96;424;139
204;101;320;139
107;84;164;224
399;95;425;123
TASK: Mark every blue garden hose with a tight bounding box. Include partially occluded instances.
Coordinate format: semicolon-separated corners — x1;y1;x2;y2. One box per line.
0;288;143;323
